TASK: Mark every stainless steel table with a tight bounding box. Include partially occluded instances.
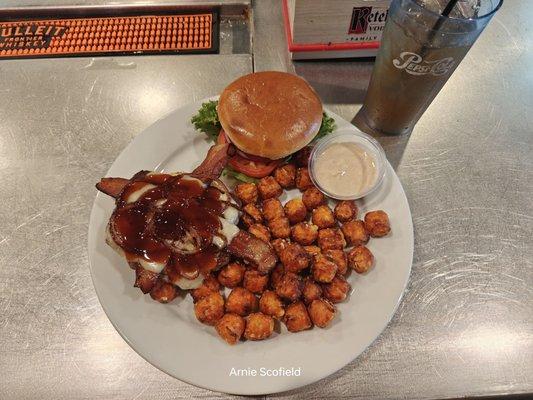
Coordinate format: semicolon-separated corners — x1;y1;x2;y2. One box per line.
0;1;531;399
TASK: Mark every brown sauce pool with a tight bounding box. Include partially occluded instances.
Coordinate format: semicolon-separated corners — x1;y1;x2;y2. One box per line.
111;173;227;280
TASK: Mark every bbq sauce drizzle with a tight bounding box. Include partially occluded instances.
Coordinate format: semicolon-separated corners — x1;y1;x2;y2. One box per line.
111;172;228;279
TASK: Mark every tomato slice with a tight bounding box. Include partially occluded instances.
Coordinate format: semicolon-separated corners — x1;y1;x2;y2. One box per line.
228;156;281;178
217;129;282;178
234;149;275;164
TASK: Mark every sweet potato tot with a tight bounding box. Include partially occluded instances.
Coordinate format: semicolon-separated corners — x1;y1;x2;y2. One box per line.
341;220;369;246
322;275;351;304
364;210;391;238
235;182;258;204
279;242;310;273
194;292;225;325
244;312;274;340
243;269;269;294
312;253;338;283
317;228;346;251
284;301;312;332
215;313;245;345
308;299;336;328
217;262;245;288
302;277;323;305
323;249;348;275
273;164;296;189
312;205;336;229
348;245;374;274
334;200;358;222
191;274;220;303
259;290;285;319
291;222;319;246
225;287;258;317
302;187;325;210
262;198;285;221
296;167;313;191
257;176;282;199
275;272;303;302
268;217;291;239
284;198;307;224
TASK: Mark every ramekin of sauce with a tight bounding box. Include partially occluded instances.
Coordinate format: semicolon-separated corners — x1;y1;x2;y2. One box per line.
309;130;386;200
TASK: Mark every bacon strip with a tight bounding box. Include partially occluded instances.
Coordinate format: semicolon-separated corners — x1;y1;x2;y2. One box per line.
97;143;229;200
191;143;230;182
227;230;278;274
133;264;158;294
96;177;130;199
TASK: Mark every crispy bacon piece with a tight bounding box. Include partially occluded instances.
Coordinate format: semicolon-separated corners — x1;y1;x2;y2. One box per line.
96;177;129;199
227;231;277;275
133;265;158;294
96;143;229;198
191;143;230;182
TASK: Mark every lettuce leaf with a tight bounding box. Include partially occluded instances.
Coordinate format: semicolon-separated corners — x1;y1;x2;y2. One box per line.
314;112;336;141
190;100;221;142
222;166;259;184
191;100;336;144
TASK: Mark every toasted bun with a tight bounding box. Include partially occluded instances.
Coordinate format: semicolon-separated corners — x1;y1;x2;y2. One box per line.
218;71;323;160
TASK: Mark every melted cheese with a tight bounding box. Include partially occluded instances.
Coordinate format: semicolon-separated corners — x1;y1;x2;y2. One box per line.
220;216;240;242
173;274;204;290
181;175;205;186
223;205;240;225
138;258;166;274
125;183;156;203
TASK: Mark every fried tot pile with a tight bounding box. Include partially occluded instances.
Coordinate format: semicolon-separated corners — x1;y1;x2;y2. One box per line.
193;155;391;345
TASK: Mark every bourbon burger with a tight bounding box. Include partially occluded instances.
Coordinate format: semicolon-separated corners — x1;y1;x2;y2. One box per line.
191;71;334;180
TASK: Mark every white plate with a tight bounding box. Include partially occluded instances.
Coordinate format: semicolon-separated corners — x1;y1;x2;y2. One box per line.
88;98;413;395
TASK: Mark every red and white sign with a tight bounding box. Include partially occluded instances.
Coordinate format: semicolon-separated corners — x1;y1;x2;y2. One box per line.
283;0;391;60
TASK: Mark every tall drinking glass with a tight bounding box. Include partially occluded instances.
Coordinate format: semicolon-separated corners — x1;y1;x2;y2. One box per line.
354;0;503;136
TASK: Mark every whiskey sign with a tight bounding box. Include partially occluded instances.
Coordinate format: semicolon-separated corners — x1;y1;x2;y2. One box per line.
0;24;67;50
